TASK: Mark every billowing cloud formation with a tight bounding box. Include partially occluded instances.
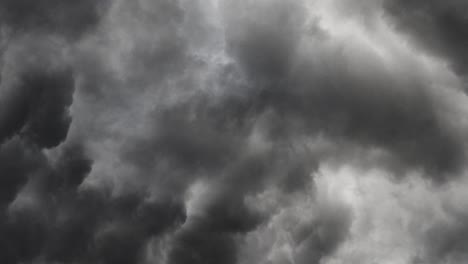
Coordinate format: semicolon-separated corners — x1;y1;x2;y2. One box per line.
2;0;468;264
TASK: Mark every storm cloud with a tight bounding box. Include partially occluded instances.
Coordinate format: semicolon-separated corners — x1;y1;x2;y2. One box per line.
1;0;468;264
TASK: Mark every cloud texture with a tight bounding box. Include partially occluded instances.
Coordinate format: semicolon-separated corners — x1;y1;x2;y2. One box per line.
2;0;468;263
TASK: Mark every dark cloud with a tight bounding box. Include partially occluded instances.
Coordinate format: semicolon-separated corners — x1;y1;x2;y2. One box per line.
0;140;50;264
225;0;305;82
168;190;265;264
2;0;468;264
423;219;468;264
223;0;465;180
83;195;186;264
122;104;294;264
0;141;186;264
279;157;317;193
383;0;468;76
0;37;86;264
0;68;75;148
0;142;84;264
0;138;46;206
0;65;78;260
0;205;48;264
124;103;242;173
19;69;75;148
286;63;464;178
168;225;238;264
0;0;110;39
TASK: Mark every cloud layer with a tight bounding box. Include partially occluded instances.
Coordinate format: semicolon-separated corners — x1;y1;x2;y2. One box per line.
1;0;468;263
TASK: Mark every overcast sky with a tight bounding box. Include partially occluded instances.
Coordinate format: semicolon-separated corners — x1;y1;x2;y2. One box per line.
1;1;468;263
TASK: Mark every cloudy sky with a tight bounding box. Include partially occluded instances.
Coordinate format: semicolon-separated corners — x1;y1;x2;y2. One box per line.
1;0;468;263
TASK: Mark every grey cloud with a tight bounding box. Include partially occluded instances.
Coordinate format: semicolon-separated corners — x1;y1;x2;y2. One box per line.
0;67;75;148
0;144;186;264
292;202;352;264
424;220;468;264
2;0;468;264
418;198;468;264
223;0;465;179
0;0;110;39
383;0;468;77
0;138;45;206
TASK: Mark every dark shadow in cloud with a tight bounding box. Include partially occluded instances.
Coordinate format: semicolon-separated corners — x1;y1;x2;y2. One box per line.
225;0;304;84
383;0;468;76
0;143;80;264
0;63;80;264
53;143;93;189
0;138;46;207
0;139;50;264
20;69;75;148
168;196;264;264
279;158;317;193
0;204;48;264
41;191;105;263
168;226;238;264
0;68;75;148
0;0;110;39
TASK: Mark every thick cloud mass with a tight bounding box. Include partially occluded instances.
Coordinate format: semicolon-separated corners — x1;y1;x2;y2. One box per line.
0;0;109;39
1;0;468;264
384;0;468;76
